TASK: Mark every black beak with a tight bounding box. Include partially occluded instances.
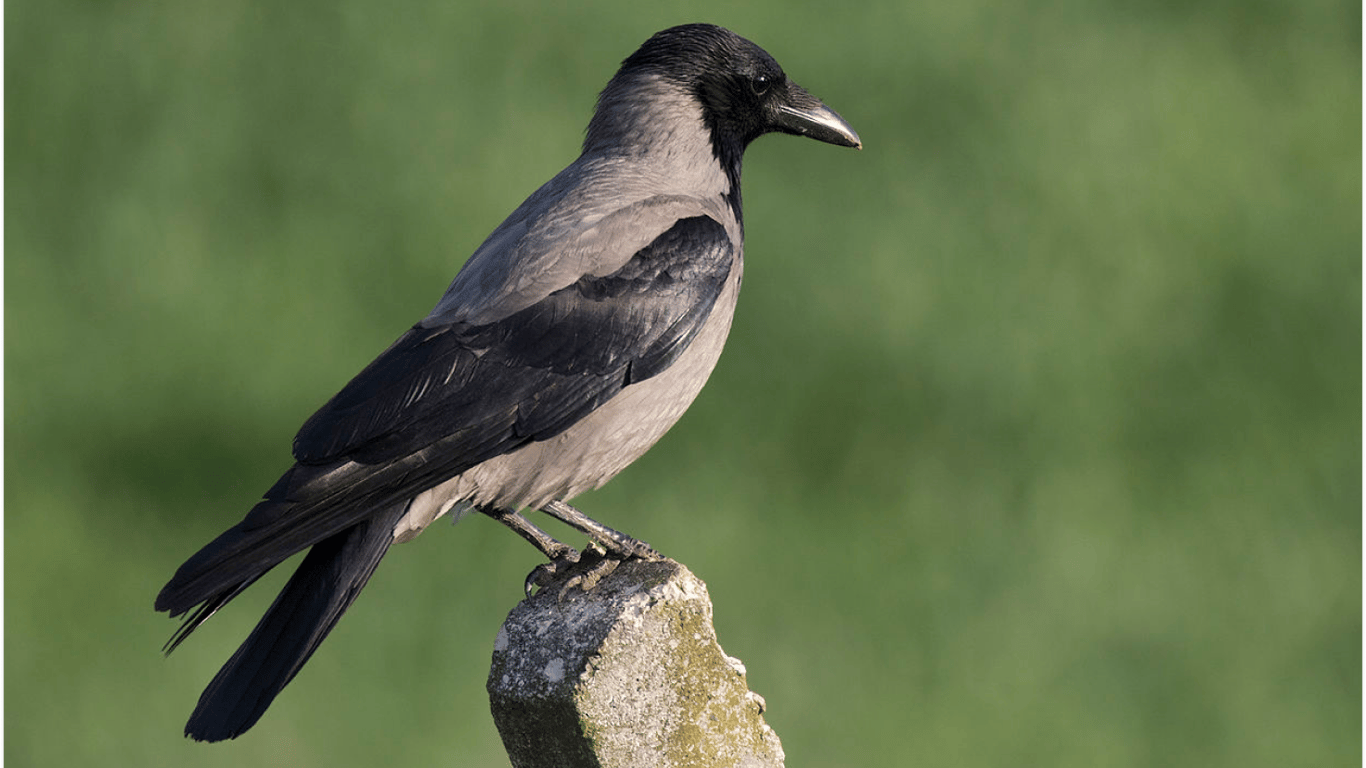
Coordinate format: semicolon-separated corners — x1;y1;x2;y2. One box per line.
771;81;862;149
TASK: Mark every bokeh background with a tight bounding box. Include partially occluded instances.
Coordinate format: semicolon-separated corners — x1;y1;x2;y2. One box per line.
6;1;1360;766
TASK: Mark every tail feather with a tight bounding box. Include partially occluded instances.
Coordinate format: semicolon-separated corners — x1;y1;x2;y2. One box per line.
157;448;461;622
181;503;407;742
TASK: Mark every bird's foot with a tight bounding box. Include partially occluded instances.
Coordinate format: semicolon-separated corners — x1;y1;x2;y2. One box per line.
505;501;662;597
552;544;621;600
524;541;657;600
523;546;583;599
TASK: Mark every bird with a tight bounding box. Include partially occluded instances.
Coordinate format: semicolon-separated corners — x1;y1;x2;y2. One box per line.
156;22;860;742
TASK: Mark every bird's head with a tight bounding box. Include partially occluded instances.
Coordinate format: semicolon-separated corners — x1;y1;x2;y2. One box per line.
585;24;861;166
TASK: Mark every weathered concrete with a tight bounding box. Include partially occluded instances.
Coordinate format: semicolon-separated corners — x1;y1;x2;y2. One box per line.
488;557;784;768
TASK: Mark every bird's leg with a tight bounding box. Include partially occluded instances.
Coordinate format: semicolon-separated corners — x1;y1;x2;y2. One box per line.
482;507;579;560
481;508;585;596
539;499;660;560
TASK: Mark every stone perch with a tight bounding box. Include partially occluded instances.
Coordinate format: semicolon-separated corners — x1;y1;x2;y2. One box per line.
487;557;785;768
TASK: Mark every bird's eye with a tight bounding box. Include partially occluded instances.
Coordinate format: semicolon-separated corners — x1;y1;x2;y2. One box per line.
750;74;771;96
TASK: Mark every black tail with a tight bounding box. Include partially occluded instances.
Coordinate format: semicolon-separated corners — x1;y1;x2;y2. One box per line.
180;504;406;741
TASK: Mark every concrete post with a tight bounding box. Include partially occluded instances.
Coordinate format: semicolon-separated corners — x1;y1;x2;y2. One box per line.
488;558;784;768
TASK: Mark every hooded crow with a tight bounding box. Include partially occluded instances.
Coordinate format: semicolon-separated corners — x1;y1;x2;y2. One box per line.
156;22;860;741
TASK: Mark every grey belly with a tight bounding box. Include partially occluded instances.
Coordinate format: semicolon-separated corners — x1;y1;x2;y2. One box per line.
392;270;741;542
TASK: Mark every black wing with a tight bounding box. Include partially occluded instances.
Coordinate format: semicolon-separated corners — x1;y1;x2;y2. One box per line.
295;213;733;464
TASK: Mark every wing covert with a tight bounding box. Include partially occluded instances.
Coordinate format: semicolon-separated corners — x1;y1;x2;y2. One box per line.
293;215;733;467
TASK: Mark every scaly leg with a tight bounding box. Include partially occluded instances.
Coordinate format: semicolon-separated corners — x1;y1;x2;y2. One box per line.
539;499;660;560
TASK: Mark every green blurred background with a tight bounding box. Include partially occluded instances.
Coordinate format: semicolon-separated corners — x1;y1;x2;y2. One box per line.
6;0;1360;765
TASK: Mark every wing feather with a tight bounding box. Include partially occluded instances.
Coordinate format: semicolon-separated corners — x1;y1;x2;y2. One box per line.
294;214;733;466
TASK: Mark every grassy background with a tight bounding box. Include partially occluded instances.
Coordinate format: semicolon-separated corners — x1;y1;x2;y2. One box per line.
6;1;1359;766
